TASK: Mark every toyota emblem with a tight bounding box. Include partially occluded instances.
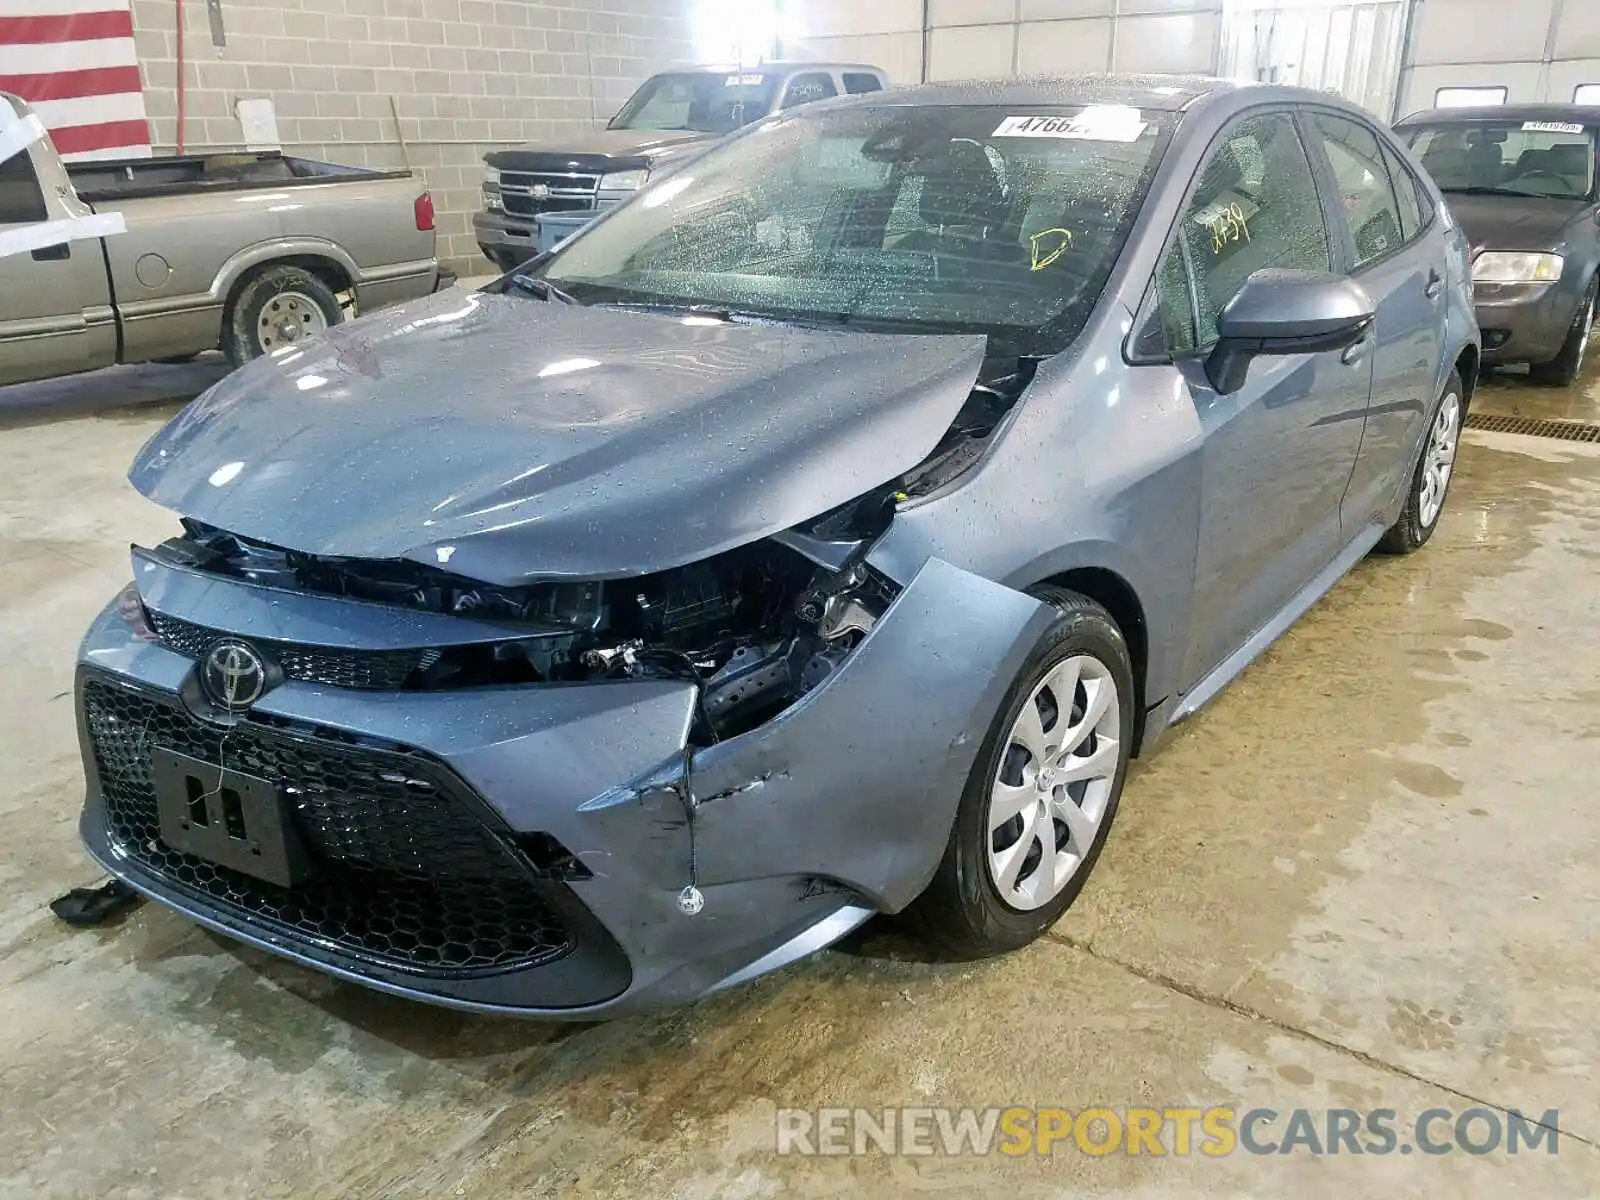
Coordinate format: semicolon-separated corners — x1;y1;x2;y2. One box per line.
201;639;270;711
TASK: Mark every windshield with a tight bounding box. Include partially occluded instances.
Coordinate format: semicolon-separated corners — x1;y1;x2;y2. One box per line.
540;103;1172;355
1401;120;1597;199
609;71;779;134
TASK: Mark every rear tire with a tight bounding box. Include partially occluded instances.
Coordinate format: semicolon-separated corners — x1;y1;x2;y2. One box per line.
909;587;1135;959
221;265;343;368
1529;278;1596;387
1378;370;1462;555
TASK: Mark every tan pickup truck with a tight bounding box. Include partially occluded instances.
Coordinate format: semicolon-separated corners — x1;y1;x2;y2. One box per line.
0;93;445;388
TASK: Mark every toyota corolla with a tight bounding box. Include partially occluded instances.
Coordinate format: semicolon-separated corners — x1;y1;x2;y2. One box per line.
74;76;1478;1017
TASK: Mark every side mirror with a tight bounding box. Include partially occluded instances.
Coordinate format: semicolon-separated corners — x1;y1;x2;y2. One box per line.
1206;269;1376;394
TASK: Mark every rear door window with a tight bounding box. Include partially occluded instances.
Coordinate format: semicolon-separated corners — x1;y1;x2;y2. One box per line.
843;73;884;95
1306;112;1406;268
1378;140;1425;240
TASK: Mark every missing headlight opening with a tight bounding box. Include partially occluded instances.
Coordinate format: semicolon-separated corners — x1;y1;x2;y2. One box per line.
157;520;902;744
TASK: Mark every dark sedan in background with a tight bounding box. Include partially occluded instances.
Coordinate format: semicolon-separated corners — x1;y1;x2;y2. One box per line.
75;76;1477;1019
1398;104;1600;384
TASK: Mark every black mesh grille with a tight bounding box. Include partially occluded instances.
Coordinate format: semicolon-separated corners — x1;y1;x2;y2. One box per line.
503;193;593;216
82;677;574;976
147;611;426;690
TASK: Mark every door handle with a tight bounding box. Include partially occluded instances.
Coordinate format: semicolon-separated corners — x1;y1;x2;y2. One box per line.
1341;334;1371;366
1424;268;1444;299
31;242;70;261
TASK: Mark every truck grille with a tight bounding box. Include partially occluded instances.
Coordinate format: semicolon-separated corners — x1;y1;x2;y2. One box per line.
147;611;429;691
82;676;574;976
501;170;599;217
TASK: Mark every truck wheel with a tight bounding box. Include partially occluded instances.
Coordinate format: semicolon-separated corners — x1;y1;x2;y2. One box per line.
222;265;343;367
1529;277;1597;387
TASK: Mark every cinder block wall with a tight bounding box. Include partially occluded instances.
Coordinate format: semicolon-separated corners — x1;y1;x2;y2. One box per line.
130;0;696;272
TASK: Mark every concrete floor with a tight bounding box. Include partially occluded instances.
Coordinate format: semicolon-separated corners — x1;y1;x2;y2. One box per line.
3;356;1600;1198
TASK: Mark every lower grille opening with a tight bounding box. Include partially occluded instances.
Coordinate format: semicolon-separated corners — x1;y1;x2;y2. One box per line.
82;677;576;976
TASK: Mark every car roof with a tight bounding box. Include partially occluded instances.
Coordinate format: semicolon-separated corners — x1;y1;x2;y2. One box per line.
1397;103;1600;125
849;73;1236;111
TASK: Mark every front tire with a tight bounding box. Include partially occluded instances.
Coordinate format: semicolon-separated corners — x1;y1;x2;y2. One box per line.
1529;278;1596;387
910;587;1135;959
1378;370;1462;555
221;265;342;367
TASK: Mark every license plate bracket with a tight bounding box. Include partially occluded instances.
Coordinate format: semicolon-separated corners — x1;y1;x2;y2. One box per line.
152;748;311;888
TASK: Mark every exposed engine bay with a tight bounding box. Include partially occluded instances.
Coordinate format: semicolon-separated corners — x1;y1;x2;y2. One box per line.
144;353;1037;745
156;520;902;745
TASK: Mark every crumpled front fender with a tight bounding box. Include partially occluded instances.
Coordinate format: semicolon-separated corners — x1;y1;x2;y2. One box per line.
684;556;1052;911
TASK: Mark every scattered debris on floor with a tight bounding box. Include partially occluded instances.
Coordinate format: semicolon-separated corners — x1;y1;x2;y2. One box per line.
49;879;141;927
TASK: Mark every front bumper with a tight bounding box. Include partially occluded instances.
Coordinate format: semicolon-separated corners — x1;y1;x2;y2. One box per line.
473;209;595;268
75;549;1048;1018
1473;280;1581;364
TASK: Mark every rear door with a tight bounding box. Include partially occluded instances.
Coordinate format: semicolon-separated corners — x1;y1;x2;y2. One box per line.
0;140;116;386
1131;108;1374;687
1301;110;1447;527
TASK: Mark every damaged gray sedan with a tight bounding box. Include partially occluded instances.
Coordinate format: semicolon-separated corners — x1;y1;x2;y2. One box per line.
74;76;1478;1017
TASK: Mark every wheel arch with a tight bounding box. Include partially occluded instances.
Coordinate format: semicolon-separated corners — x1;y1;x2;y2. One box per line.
211;239;361;310
1030;566;1152;754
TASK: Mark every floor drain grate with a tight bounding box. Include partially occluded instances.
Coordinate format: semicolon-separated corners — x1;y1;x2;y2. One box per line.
1465;412;1600;442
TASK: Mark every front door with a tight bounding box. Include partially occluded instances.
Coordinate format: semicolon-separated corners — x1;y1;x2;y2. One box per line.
1303;111;1447;527
1152;110;1375;685
0;144;115;387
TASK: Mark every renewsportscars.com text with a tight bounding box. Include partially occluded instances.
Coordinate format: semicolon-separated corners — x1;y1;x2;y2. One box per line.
775;1106;1561;1158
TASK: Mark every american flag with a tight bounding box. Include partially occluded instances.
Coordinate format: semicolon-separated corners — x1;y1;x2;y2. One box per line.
0;0;150;161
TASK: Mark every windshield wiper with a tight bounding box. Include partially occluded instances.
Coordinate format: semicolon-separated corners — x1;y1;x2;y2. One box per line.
600;300;854;327
1441;184;1562;198
506;273;578;303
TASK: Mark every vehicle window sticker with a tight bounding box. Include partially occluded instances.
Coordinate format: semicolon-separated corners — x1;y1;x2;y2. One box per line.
1028;227;1074;271
1522;121;1585;135
725;73;765;86
992;107;1148;143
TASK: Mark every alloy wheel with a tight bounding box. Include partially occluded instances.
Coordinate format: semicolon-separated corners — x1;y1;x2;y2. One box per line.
986;654;1122;912
1418;389;1461;529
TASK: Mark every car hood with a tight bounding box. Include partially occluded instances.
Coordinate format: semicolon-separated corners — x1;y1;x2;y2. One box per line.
1442;192;1592;251
129;291;988;585
485;128;711;170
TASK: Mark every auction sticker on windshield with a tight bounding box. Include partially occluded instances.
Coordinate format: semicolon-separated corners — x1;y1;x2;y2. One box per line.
993;107;1149;142
1522;121;1585;134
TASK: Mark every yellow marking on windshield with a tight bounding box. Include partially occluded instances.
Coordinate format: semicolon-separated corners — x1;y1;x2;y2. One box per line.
1029;228;1074;272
